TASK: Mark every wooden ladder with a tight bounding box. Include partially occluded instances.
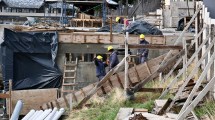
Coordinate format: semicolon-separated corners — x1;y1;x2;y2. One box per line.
61;57;78;95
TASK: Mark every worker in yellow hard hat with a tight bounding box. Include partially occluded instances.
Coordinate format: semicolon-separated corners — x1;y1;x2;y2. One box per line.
116;17;120;23
107;46;119;70
94;55;108;81
138;34;149;64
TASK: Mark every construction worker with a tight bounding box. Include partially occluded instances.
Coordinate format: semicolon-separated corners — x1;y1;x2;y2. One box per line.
116;17;122;23
107;46;119;70
138;34;149;63
94;55;108;81
116;17;129;26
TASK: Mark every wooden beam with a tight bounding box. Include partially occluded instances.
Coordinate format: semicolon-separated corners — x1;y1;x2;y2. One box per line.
121;44;183;50
159;26;207;99
177;76;215;120
179;39;215;113
166;37;215;113
137;88;163;93
0;93;10;98
157;98;172;115
129;49;185;94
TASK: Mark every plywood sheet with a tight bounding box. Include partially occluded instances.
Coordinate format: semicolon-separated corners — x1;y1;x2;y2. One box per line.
8;89;57;115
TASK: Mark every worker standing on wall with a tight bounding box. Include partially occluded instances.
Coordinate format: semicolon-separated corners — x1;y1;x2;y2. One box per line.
107;46;119;70
138;34;149;64
94;55;108;81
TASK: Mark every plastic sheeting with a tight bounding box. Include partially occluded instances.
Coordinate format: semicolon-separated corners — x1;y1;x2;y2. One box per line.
126;21;163;35
1;29;62;91
97;21;163;35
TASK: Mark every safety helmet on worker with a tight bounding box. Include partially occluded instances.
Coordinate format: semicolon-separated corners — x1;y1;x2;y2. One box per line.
116;17;120;22
140;34;145;39
107;46;113;51
97;55;103;60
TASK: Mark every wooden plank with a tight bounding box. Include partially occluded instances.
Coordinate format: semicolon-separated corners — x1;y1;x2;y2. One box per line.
166;113;178;119
0;93;10;98
138;88;163;93
115;108;133;120
129;48;185;94
179;43;215;113
58;32;166;44
155;99;168;108
121;44;183;49
133;108;148;113
157;99;172;115
177;76;215;120
159;27;208;99
145;62;152;75
7;89;57;115
166;37;215;112
162;57;182;82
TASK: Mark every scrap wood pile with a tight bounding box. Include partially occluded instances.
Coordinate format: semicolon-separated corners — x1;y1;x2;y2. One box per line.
114;79;205;120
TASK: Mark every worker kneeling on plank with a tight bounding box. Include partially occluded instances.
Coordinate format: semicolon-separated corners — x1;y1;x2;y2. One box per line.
107;46;119;70
94;55;108;81
138;34;149;64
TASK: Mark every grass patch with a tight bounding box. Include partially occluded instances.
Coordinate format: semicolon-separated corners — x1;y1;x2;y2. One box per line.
194;100;215;119
67;74;178;120
67;88;158;120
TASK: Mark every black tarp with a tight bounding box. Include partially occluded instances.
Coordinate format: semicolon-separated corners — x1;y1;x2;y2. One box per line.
1;28;62;91
97;21;163;35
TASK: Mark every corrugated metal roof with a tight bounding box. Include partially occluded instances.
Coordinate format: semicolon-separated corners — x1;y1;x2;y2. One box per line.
3;0;44;8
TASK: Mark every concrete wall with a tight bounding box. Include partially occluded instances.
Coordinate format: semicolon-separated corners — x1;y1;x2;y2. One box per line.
163;1;194;28
56;42;177;89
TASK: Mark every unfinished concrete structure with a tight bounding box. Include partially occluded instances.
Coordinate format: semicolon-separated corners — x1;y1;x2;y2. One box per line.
2;0;215;119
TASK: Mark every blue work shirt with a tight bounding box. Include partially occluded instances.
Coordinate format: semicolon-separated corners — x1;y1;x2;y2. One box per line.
94;58;107;77
109;51;119;69
138;39;149;58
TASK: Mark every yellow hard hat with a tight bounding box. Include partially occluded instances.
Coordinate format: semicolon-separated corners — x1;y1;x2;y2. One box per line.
97;55;103;60
140;34;145;39
116;17;120;22
107;46;113;51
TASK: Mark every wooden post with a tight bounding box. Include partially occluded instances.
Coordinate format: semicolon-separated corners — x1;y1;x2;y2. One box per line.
166;37;215;112
179;38;215;114
159;26;207;99
9;80;12;119
177;76;215;120
110;17;113;42
125;32;129;98
182;37;187;83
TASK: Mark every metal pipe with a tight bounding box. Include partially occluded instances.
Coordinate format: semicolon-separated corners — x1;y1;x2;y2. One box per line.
28;111;38;120
44;107;57;120
21;109;35;120
31;110;43;120
52;108;65;120
10;100;23;120
37;109;52;120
